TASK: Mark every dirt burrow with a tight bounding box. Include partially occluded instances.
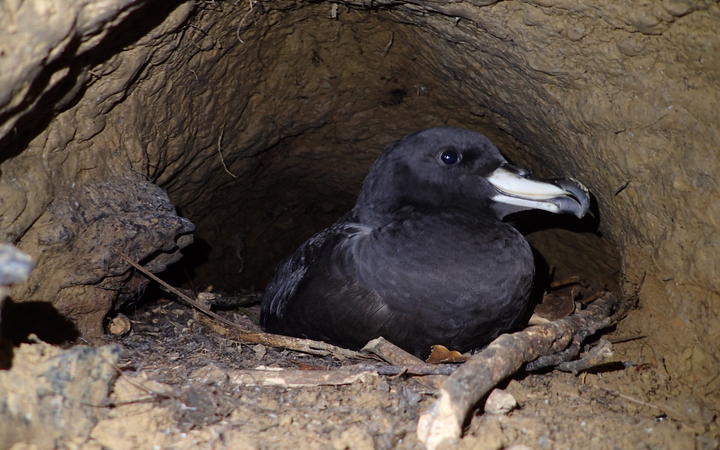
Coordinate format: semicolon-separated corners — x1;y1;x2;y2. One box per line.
0;0;719;447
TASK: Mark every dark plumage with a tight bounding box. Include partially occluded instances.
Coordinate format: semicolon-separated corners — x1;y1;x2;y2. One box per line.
261;127;590;358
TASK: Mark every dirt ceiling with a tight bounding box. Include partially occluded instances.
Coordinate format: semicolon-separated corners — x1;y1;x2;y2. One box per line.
0;0;719;427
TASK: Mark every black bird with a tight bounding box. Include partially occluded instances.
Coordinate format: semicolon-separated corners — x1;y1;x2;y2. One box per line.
260;127;590;358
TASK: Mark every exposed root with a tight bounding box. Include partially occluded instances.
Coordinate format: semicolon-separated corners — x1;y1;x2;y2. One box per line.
216;125;238;179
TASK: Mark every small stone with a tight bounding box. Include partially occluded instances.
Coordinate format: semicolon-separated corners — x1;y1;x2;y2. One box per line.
0;243;33;286
485;389;517;415
107;314;131;336
197;291;217;309
662;0;695;17
253;344;267;359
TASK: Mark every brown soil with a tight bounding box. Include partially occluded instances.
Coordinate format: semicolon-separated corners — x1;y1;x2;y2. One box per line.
79;297;717;449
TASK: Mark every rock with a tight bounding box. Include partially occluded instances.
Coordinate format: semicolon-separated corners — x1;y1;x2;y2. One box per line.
0;244;33;286
11;174;195;338
107;313;132;336
485;389;518;415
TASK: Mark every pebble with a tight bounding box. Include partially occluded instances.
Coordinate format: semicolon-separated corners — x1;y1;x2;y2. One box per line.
485;388;517;415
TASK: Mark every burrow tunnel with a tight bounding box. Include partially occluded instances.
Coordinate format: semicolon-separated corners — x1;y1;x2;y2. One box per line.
0;0;718;444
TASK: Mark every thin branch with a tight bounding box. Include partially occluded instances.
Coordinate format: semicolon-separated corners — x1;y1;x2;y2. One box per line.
224;363;457;387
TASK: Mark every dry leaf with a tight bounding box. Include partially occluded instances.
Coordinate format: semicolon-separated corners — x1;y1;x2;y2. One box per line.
426;345;468;364
534;289;576;321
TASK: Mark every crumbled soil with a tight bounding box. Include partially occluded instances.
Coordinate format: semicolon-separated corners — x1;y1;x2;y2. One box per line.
81;296;720;450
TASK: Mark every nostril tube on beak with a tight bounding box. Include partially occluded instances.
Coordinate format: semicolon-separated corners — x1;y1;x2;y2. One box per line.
502;163;531;178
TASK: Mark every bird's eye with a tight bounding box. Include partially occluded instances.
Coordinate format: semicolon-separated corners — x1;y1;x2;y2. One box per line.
440;149;461;165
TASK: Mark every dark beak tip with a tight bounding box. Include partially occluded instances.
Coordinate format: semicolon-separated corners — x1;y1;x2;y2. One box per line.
551;177;591;219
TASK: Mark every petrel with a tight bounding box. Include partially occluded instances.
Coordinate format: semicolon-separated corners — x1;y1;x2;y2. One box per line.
260;127;590;358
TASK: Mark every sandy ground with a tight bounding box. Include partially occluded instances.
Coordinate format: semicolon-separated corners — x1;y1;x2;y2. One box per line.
55;295;715;450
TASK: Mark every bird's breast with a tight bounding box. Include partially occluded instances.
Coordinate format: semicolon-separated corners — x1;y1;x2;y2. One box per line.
346;214;534;316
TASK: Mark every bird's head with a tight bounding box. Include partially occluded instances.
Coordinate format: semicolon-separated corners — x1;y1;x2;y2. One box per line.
355;127;590;223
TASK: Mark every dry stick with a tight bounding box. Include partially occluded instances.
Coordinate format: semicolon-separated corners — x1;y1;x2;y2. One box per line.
362;336;424;366
609;334;645;344
549;275;581;289
554;338;614;375
417;292;624;450
118;254;370;361
224;363;457;388
588;384;668;414
363;337;446;389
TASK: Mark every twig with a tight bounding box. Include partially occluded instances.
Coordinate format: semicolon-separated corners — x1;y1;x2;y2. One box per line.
417;292;625;450
118;253;370;361
549;275;581;289
609;334;645;344
225;363;457;387
197;313;372;360
614;180;631;196
362;336;423;366
555;338;613;375
216;125;237;178
589;384;667;413
83;396;165;408
363;337;445;388
227;367;377;387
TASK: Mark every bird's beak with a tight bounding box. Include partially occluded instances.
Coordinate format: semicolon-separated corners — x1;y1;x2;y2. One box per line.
486;164;590;218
